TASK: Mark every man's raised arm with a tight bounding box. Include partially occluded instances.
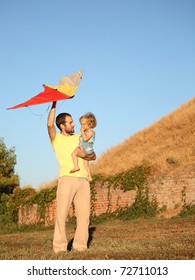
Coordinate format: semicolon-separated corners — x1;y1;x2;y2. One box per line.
47;101;57;142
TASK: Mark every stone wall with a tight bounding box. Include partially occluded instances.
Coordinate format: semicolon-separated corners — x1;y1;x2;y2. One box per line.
18;172;195;225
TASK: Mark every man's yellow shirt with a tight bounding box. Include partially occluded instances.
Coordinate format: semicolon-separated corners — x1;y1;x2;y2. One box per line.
51;133;88;179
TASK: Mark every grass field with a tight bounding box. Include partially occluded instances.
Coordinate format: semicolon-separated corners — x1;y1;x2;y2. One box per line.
0;215;194;260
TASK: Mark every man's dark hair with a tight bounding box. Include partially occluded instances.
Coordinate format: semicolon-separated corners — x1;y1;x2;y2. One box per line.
56;113;71;130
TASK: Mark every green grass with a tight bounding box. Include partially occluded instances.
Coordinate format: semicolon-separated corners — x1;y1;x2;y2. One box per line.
0;215;194;260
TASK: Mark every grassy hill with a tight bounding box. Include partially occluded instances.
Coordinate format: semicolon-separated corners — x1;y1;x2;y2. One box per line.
91;98;195;177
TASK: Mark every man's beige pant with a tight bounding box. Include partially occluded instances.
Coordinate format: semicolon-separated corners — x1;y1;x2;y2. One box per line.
53;176;90;253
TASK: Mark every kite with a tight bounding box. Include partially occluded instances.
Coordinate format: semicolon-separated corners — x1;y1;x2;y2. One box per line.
7;71;83;110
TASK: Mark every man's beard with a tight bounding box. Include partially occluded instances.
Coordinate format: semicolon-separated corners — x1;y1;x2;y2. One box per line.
65;127;75;134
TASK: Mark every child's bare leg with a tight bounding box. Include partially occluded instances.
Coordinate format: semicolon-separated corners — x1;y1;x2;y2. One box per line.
86;161;92;182
70;147;80;173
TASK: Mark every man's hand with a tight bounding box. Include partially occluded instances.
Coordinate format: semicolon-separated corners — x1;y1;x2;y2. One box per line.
76;147;96;161
84;152;96;161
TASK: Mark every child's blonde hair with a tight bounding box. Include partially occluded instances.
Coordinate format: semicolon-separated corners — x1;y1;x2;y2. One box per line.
80;112;97;129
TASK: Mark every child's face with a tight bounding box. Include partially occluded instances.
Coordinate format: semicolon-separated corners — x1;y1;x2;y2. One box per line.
80;118;90;130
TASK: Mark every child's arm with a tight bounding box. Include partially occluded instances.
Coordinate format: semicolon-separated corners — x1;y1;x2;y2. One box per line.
80;128;94;142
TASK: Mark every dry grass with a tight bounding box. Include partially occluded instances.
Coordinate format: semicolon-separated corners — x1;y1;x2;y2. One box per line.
91;98;195;177
0;216;194;260
37;179;58;190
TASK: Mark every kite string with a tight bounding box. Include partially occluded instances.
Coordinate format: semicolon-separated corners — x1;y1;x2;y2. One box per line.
27;106;46;119
27;101;65;119
57;100;66;110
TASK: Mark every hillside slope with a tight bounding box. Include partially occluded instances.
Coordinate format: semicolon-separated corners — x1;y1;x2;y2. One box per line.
91;98;195;177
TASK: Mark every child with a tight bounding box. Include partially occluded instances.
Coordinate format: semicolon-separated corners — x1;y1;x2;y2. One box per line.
70;112;97;181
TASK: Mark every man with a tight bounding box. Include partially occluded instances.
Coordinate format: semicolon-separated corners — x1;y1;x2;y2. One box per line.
47;101;96;253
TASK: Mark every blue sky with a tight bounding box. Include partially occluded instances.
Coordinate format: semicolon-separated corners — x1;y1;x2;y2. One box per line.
1;0;195;188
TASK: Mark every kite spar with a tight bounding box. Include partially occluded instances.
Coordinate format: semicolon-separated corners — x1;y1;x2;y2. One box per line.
7;71;83;110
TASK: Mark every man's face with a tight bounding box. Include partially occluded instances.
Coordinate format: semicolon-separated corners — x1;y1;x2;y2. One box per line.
64;116;75;134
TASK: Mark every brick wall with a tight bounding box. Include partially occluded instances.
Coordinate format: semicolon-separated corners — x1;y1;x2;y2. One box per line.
18;172;195;225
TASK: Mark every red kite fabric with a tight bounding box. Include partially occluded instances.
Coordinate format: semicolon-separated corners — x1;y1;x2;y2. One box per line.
7;71;83;110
